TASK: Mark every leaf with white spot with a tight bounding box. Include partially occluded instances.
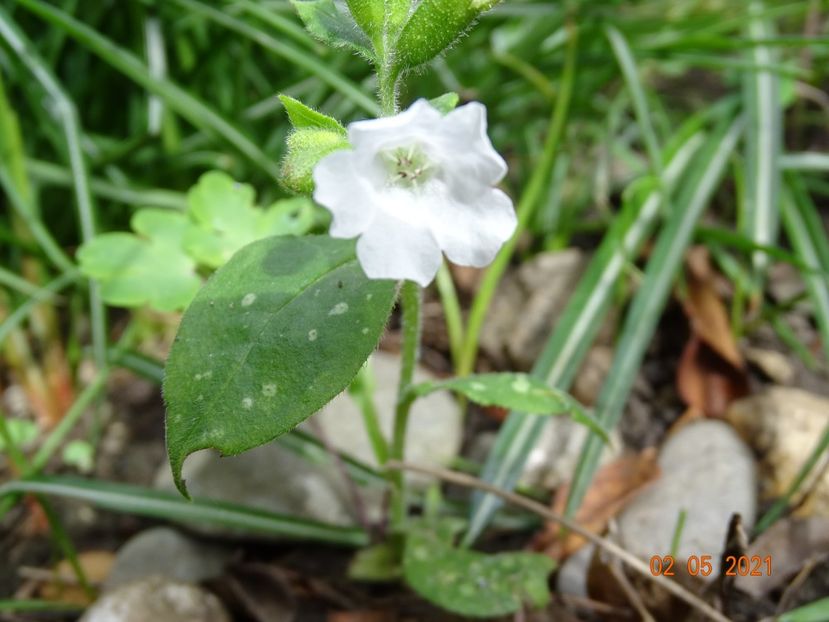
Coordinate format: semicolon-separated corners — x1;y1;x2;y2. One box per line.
403;520;555;617
163;235;396;496
411;373;608;441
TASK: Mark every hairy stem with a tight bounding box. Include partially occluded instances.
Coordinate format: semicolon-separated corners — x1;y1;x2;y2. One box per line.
389;280;422;526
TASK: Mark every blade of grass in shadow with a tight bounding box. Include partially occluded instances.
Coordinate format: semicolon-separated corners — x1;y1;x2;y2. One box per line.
13;0;282;181
605;24;662;177
171;0;380;116
742;0;782;283
781;152;829;172
564;116;744;519
463;119;708;544
0;272;77;345
0;476;369;546
26;160;188;210
0;166;76;275
0;6;106;367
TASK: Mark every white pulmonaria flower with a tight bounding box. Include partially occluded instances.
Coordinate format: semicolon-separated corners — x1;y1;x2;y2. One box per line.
313;99;516;287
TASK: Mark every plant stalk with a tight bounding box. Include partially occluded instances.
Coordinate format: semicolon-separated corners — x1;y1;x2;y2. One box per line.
389;280;422;527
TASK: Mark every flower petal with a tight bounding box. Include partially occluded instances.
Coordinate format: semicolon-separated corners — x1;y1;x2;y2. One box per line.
356;208;443;286
348;99;442;153
437;102;507;189
313;150;376;238
427;187;516;267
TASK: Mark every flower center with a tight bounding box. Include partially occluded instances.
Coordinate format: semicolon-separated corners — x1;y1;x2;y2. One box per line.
381;144;434;187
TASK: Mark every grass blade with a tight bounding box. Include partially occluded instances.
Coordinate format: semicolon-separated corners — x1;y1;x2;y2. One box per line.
0;476;369;546
605;24;662;176
564;116;744;518
742;0;782;280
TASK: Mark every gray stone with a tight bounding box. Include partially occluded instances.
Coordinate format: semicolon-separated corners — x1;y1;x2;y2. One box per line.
617;420;756;578
155;351;461;528
480;249;586;370
81;576;230;622
727;388;829;517
155;439;356;528
106;528;231;589
302;350;462;481
522;416;623;490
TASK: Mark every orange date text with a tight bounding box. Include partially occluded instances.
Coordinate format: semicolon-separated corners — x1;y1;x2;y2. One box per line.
649;555;772;577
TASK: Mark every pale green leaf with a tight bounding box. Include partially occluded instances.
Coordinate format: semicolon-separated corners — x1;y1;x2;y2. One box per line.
77;210;201;312
183;171;315;267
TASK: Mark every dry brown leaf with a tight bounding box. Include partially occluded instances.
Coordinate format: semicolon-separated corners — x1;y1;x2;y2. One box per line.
684;247;743;367
535;449;660;559
677;336;749;418
677;247;748;417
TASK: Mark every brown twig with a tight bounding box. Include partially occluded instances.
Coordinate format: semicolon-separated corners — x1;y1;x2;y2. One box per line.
385;460;732;622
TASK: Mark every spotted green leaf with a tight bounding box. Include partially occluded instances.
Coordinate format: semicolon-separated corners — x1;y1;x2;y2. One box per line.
403;520;555;617
411;373;607;441
163;235;396;496
77;209;201;312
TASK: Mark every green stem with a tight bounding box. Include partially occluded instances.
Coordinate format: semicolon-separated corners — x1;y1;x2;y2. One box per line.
31;370;110;473
457;21;579;378
350;364;389;464
435;262;464;368
389;280;422;527
378;65;400;116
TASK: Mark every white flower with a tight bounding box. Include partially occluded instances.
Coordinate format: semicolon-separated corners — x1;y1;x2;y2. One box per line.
312;99;516;286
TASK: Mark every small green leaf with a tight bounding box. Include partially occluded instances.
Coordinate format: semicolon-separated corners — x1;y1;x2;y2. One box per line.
411;373;608;442
395;0;500;70
163;235;396;497
61;440;94;473
0;419;38;451
280;128;350;194
429;92;460;115
290;0;374;59
77;209;201;312
183;171;315;267
278;94;346;134
348;537;403;581
779;597;829;622
403;520;554;617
